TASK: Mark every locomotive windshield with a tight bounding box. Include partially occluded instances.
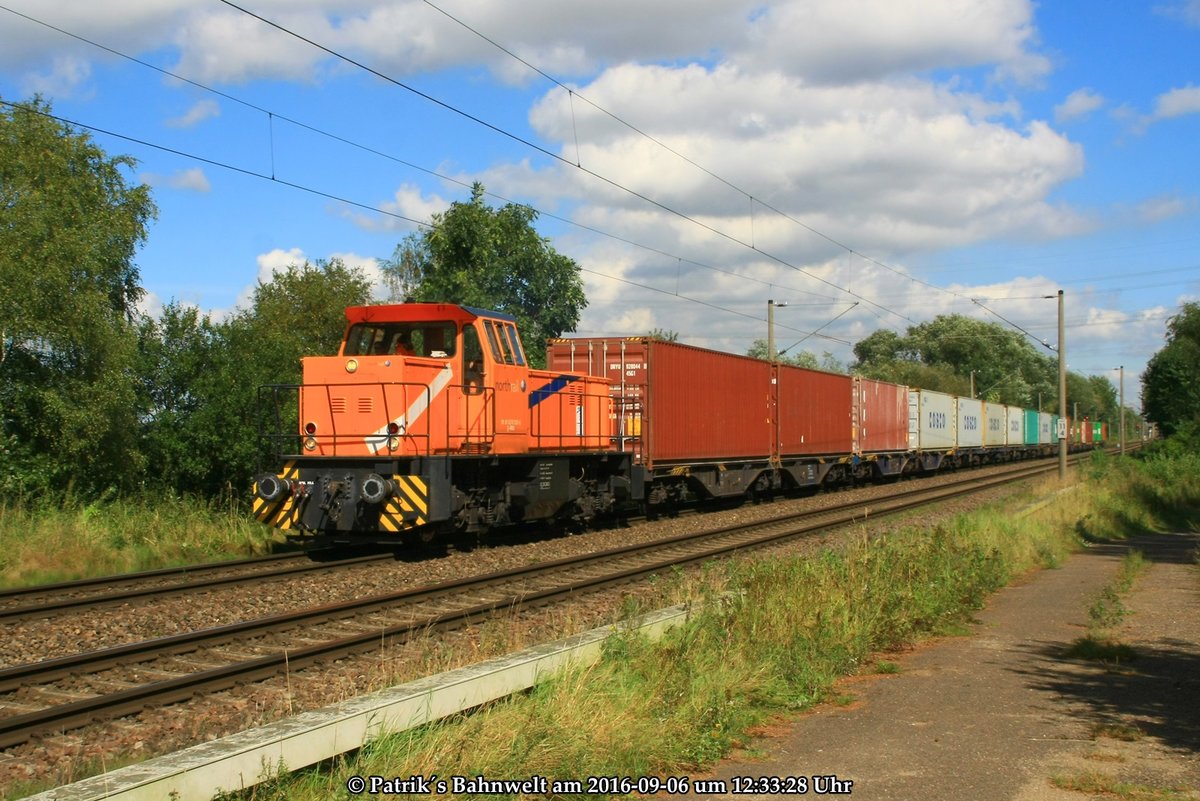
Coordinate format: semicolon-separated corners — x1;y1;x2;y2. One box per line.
482;319;527;366
343;321;458;358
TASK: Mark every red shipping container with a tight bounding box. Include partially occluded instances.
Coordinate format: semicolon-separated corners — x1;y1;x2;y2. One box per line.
776;364;854;455
857;377;910;452
546;338;773;468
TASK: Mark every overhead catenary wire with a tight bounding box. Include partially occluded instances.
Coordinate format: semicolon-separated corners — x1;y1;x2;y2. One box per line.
3;3;1164;357
214;0;916;326
5;0;1077;345
0;2;848;310
415;0;1079;343
0;98;847;346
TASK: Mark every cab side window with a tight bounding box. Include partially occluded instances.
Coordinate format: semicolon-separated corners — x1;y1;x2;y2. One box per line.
503;323;526;366
463;324;485;394
483;321;504;362
494;322;515;365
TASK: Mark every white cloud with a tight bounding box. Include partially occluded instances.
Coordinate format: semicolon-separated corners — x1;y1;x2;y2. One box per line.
738;0;1048;85
231;247;384;312
136;288;165;321
1136;194;1196;223
171;8;328;84
329;251;386;297
351;183;447;232
254;247;308;285
20;54;92;99
1054;88;1104;124
5;0;1157;379
1;1;1048;89
1155;0;1200;26
165;99;219;128
523;63;1085;263
1153;85;1200;119
1123;84;1200;135
141;167;212;192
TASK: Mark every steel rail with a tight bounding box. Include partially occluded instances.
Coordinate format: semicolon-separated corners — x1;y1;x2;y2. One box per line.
0;552;391;623
0;454;1083;749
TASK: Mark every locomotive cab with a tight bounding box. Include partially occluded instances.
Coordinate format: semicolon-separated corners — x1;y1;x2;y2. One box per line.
253;303;633;544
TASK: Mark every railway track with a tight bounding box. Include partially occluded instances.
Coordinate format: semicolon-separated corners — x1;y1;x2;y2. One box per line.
0;550;396;623
0;455;1079;750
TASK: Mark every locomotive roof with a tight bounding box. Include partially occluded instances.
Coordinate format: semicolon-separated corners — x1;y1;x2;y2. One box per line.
344;303;518;325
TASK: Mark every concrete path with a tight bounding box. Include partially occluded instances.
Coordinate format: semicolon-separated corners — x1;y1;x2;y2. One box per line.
691;533;1200;800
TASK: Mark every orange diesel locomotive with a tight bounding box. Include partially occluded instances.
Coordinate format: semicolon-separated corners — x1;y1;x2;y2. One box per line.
252;303;637;544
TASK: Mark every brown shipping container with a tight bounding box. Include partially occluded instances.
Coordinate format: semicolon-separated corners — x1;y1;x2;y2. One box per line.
776;364;854;455
857;377;910;452
547;338;773;467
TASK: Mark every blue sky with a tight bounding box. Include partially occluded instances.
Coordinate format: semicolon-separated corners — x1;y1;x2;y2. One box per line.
2;0;1198;409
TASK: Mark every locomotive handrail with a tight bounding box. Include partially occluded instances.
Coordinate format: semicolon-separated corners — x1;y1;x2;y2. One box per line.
257;381;506;458
528;384;616;452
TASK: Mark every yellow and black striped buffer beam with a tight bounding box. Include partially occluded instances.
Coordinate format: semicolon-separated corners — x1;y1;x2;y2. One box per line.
379;475;430;533
252;461;300;530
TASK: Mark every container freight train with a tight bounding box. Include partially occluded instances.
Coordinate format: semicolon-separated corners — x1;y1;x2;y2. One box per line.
252;303;1105;545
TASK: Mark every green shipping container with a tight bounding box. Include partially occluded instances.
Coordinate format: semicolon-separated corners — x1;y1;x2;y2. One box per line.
1023;409;1039;445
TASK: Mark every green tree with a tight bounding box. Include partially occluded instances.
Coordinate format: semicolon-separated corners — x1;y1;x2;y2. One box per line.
848;314;1076;407
135;259;371;496
1142;302;1200;437
746;338;821;369
384;183;586;367
0;97;157;495
135;303;220;492
852;329;911;367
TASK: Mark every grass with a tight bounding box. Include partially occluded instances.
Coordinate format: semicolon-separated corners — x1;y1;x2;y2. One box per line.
14;440;1200;799
1091;721;1146;742
0;492;282;588
219;480;1089;801
1051;771;1192;800
1075;444;1200;543
1064;549;1148;667
228;444;1200;801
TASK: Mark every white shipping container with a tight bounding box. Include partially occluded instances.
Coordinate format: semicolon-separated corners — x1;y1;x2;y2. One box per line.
1006;406;1024;445
984;402;1007;446
957;397;984;449
1038;412;1052;445
908;389;957;450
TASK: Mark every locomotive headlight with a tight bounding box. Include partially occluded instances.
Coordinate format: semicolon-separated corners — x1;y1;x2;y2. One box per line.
304;437;318;451
360;473;395;504
346;359;359;373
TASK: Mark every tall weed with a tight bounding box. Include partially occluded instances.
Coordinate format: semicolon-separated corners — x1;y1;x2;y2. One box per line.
0;493;280;587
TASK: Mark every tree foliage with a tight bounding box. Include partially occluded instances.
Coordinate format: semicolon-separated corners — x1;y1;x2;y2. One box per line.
0;97;157;495
1142;302;1200;437
382;183;586;367
136;260;372;496
851;314;1116;419
745;339;846;372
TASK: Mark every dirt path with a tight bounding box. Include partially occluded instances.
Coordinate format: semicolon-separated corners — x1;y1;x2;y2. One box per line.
689;533;1200;800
